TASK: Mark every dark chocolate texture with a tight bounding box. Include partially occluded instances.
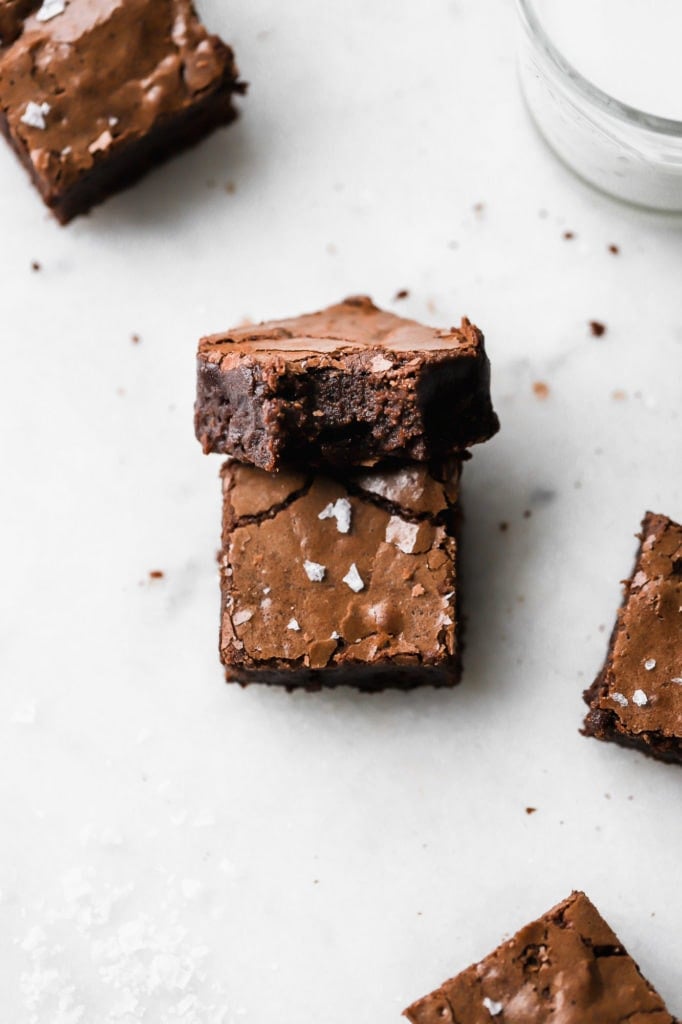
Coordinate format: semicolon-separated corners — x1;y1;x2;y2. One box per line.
196;296;499;472
219;459;461;690
404;891;678;1024
0;0;244;222
583;511;682;765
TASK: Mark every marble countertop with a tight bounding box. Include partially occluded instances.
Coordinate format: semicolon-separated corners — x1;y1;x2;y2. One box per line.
0;1;680;1021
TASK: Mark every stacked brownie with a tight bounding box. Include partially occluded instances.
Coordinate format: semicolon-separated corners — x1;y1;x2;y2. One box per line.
194;295;499;690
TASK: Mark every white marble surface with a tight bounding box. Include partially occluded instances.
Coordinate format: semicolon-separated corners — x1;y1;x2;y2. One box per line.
1;1;681;1021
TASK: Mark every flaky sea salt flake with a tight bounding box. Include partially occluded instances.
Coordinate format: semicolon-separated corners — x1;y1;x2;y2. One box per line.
287;618;301;631
343;563;364;593
21;101;51;130
632;689;648;707
303;560;326;582
644;658;656;671
232;609;253;626
36;0;65;20
611;692;629;707
483;997;503;1016
318;498;352;534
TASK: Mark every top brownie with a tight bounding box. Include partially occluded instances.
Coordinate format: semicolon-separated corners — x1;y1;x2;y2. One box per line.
0;0;243;222
404;891;677;1024
195;295;499;471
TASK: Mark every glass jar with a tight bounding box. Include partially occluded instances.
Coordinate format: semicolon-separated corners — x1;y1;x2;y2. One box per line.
516;0;682;212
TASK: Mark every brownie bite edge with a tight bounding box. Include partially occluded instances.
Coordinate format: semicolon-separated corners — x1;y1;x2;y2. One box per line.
195;296;499;472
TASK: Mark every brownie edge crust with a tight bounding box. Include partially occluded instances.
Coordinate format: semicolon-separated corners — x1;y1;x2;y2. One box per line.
583;511;682;765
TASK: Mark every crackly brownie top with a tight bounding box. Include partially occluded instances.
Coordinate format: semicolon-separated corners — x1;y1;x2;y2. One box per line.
405;891;676;1024
220;461;459;670
0;0;237;190
200;295;486;367
594;512;682;739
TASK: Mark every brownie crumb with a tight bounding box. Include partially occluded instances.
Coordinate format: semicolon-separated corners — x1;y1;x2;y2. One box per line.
563;230;575;240
131;333;141;344
532;381;550;400
612;389;626;401
394;289;409;301
31;260;41;272
473;202;485;215
608;244;620;255
525;807;537;815
499;521;509;533
523;510;532;519
224;181;236;194
589;320;607;337
149;570;165;580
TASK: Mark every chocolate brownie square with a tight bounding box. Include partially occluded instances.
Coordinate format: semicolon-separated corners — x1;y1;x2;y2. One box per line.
218;459;461;690
0;0;244;222
196;296;499;471
404;891;677;1023
583;512;682;765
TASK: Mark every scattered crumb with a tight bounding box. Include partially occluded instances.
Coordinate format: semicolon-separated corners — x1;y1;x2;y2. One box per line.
149;570;164;580
394;289;409;300
612;389;626;401
525;807;537;815
498;521;509;533
130;333;141;344
523;510;532;519
411;583;425;598
31;260;41;271
589;320;607;337
473;201;485;215
326;242;337;255
532;380;550;400
224;181;236;194
608;244;620;255
562;230;575;240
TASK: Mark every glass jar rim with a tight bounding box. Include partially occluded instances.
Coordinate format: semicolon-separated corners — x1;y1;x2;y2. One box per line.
516;0;682;138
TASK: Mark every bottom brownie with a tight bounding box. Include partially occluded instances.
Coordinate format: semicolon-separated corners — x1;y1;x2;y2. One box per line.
404;891;678;1023
583;512;682;765
218;460;461;690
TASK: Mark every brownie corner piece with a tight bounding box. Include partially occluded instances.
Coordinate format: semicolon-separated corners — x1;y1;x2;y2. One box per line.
404;890;677;1023
218;459;461;691
0;0;244;223
195;296;499;471
583;511;682;765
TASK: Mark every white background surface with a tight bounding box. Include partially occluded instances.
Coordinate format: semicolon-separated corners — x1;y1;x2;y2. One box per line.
1;1;681;1021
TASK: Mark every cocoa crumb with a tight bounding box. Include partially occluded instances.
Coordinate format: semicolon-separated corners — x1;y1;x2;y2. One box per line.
589;320;607;337
224;181;236;194
149;570;165;580
611;389;626;401
394;289;409;301
608;244;620;255
525;807;537;815
499;522;509;533
562;231;575;240
31;260;41;271
532;381;550;400
131;333;141;344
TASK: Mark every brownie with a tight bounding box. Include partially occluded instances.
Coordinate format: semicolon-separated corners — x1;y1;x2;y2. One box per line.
195;296;499;472
218;458;461;689
0;0;244;223
583;511;682;765
404;891;678;1024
